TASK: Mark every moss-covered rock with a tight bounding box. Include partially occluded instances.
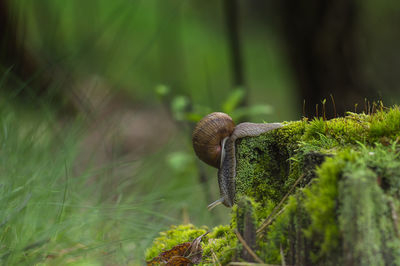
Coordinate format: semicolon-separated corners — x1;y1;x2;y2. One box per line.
146;107;400;265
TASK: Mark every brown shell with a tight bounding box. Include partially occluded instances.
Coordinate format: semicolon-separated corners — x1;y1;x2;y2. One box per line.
192;112;235;168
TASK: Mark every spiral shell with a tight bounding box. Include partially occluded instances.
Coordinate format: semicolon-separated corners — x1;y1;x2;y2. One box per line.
192;112;235;168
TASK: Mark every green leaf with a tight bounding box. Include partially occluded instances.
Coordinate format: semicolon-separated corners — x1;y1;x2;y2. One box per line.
155;84;170;97
171;95;189;121
222;88;245;114
167;151;192;172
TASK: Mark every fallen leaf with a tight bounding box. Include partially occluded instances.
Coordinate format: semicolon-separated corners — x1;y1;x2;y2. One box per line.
147;243;191;265
166;256;192;265
147;232;209;265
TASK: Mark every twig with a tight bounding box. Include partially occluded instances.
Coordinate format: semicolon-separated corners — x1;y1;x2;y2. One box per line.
234;229;264;264
257;207;286;238
257;174;305;236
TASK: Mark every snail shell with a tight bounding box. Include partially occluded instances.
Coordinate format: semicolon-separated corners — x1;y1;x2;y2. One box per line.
192;112;283;209
192;112;235;168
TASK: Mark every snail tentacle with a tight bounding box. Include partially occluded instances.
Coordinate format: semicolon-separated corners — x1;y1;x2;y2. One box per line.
207;197;225;210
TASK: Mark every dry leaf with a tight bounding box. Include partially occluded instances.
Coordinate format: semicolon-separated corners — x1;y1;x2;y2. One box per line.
147;232;209;265
166;256;192;265
147;243;191;265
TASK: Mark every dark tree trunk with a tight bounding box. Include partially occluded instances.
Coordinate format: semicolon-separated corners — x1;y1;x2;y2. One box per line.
0;0;73;112
279;0;376;118
0;0;50;94
224;0;247;109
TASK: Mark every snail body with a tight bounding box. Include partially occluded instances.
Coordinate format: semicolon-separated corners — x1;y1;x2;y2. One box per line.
192;112;282;209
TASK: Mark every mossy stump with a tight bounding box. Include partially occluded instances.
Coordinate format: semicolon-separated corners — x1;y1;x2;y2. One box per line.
146;108;400;265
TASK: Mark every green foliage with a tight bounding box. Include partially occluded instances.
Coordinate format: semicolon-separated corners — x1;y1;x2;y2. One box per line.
222;88;246;114
157;86;274;124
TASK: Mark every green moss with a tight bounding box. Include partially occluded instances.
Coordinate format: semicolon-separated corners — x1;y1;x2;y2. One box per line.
147;107;400;265
145;224;236;265
369;107;400;141
202;225;237;265
258;198;292;264
338;144;400;265
258;143;400;264
235;120;306;205
145;224;208;261
303;150;355;256
253;144;400;265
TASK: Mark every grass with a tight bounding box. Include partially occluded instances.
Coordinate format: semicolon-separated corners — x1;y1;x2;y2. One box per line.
0;92;231;264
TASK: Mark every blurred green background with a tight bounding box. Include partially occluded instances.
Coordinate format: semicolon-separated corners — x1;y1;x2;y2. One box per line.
1;0;400;264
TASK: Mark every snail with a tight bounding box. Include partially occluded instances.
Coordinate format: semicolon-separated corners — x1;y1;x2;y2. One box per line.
192;112;282;209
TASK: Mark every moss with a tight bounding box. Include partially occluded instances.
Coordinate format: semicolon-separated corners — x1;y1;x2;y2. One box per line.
303;150;356;257
256;144;400;265
202;225;237;265
369;107;400;141
258;197;292;264
145;224;208;261
235;120;306;205
253;144;400;265
338;144;400;265
145;224;237;265
147;107;400;265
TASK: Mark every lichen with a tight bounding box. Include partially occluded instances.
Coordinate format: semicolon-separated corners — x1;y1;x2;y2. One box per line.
146;107;400;265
